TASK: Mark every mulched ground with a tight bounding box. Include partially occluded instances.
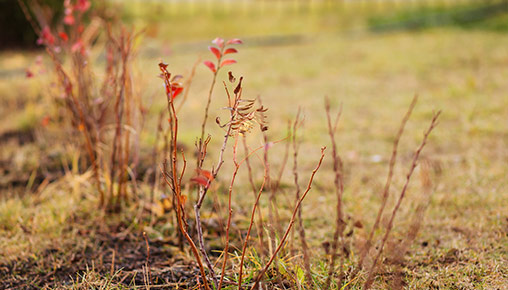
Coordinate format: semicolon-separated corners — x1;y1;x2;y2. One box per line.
0;229;202;289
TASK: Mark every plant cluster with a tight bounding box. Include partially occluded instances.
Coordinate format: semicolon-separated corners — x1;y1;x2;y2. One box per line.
21;1;441;289
156;40;440;289
19;0;149;210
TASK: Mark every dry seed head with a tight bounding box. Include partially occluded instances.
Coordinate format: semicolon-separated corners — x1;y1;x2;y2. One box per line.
230;99;268;135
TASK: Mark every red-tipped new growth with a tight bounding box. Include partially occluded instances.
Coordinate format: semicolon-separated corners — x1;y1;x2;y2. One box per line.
227;38;243;45
199;37;243;150
159;63;184;100
203;37;241;73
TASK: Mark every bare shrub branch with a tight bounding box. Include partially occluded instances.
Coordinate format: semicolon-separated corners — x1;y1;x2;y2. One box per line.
324;97;345;290
251;147;326;290
291;108;312;286
363;111;441;289
353;96;418;279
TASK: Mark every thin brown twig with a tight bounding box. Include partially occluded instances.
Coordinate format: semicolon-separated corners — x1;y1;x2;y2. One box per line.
159;64;210;290
196;43;227;173
143;232;151;285
290;110;302;256
217;138;288;290
324;97;345;290
363;111;440;289
120;30;134;205
199;53;221;144
149;110;164;204
16;0;41;36
256;97;284;244
272;120;292;196
291;108;312;286
387;159;436;289
46;48;104;206
237;160;268;290
351;95;418;282
242;136;266;253
218;137;240;290
176;57;200;113
161;165;209;290
108;29;135;210
264;133;276;253
195;80;243;290
250;147;326;290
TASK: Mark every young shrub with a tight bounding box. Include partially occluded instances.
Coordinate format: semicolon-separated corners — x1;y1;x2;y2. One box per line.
19;0;148;210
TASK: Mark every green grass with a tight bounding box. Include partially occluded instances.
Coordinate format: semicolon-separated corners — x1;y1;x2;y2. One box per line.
368;0;508;33
1;0;508;289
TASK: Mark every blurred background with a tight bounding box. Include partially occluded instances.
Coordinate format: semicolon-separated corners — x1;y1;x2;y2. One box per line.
4;0;508;48
2;0;508;166
0;1;507;288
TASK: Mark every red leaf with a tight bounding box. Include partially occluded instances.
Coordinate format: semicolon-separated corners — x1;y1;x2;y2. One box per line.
212;37;224;48
171;85;183;99
41;115;51;127
191;176;209;188
220;59;236;67
165;82;183;100
39;26;55;46
208;46;221;60
75;0;91;12
223;48;238;55
159;62;169;71
71;40;83;54
197;169;214;182
25;69;34;78
227;38;243;45
64;14;75;25
65;83;72;95
203;61;216;73
59;32;69;42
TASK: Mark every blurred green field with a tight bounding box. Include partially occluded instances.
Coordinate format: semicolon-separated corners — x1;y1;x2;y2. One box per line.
1;0;507;289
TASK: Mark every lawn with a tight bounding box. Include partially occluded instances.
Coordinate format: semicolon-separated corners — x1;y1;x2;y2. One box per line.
0;0;507;289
